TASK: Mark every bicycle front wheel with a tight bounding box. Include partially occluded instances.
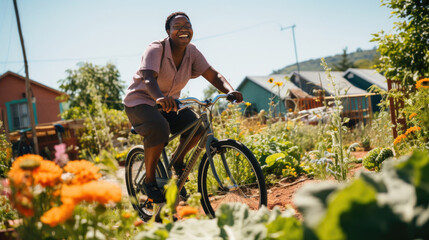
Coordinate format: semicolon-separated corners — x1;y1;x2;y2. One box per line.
198;139;267;217
125;145;167;221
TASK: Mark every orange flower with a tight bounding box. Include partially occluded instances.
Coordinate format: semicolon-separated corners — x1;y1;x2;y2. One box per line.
64;160;102;185
33;160;63;187
61;181;122;205
134;219;144;227
177;206;198;218
13;191;34;217
405;126;421;135
268;78;274;84
393;134;406;145
40;202;75;227
409;113;417;120
8;154;43;186
122;212;132;219
416;78;429;89
274;81;283;87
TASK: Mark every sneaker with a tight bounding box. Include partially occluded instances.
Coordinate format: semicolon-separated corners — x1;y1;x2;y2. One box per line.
142;181;165;203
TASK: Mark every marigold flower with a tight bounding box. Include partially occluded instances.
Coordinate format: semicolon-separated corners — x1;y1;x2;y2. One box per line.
268;78;274;84
409;113;417;120
40;202;75;227
8;154;43;186
177;206;198;218
64;160;102;184
393;134;406;145
13;192;34;217
405;126;421;135
33;160;63;187
61;181;122;205
274;81;283;87
134;219;144;227
416;78;429;89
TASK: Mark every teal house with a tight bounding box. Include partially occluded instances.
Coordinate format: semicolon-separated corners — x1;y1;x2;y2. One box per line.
343;69;387;112
236;75;310;116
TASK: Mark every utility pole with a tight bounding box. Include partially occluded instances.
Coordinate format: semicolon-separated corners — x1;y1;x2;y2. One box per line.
281;24;302;89
13;0;39;154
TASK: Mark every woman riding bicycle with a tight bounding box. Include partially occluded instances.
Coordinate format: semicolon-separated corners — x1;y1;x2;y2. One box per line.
123;12;243;203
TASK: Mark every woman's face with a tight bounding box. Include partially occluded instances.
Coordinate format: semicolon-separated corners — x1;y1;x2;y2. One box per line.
167;15;193;47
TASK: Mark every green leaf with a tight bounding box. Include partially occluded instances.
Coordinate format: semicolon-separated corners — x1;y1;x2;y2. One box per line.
265;216;303;240
265;153;285;167
316;179;377;240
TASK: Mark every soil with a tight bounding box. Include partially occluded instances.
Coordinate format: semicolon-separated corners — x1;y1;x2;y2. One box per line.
115;151;369;220
265;151;368;219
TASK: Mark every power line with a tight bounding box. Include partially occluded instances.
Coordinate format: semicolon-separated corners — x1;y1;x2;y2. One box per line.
193;21;273;41
0;21;275;64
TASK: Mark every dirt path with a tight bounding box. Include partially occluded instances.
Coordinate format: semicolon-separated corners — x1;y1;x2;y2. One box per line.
113;151;368;219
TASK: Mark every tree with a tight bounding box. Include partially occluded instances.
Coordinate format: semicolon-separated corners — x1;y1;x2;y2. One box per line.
332;47;354;71
203;85;219;99
58;62;125;110
371;0;429;86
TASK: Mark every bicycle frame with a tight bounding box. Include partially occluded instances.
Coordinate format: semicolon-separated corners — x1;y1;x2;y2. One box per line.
158;99;239;193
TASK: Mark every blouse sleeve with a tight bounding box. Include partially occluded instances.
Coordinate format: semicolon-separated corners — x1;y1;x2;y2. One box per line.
138;41;163;74
191;46;211;79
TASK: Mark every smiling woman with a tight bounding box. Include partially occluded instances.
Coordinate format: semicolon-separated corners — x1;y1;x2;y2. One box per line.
122;11;243;204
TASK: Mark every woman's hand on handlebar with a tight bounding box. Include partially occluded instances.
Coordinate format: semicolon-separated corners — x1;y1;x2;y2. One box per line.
156;96;177;113
227;91;243;103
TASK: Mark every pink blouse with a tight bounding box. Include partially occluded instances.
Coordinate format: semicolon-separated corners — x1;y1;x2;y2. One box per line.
123;37;210;107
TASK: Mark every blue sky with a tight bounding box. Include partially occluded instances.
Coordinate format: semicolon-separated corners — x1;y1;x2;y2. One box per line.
0;0;396;99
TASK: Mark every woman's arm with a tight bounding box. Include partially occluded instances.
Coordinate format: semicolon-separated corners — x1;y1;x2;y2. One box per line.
202;67;243;102
142;70;177;112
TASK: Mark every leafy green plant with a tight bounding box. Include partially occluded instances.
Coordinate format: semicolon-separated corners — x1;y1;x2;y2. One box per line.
362;147;394;172
0;121;12;178
361;136;370;150
320;58;354;181
294;149;429;240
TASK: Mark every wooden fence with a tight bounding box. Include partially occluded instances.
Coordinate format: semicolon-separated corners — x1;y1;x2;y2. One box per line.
387;79;407;138
294;94;373;124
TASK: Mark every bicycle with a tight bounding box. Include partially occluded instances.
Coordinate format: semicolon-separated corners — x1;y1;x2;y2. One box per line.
125;94;267;220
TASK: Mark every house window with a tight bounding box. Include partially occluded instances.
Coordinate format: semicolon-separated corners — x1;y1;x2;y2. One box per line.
5;99;38;131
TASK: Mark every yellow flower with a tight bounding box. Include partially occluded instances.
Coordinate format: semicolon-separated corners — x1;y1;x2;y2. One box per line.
393;134;406;145
409;113;417;120
416;78;429;89
268;78;274;84
245;102;251;107
274;81;283;87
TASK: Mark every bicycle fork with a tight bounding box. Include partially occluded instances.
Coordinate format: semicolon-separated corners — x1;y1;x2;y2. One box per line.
205;137;238;191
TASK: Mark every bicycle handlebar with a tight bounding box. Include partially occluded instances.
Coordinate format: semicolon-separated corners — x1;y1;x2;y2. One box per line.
178;94;236;107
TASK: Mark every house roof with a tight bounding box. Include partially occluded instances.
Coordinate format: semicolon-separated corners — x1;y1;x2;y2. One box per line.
237;75;309;99
293;71;368;95
343;68;387;90
0;71;64;95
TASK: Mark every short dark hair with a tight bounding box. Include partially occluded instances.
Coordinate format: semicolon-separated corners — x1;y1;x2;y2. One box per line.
165;12;190;32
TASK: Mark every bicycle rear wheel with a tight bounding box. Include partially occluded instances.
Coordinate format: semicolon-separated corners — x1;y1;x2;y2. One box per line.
198;139;267;218
125;146;167;220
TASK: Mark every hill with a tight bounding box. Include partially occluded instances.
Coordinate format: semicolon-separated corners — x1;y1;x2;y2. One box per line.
272;48;379;74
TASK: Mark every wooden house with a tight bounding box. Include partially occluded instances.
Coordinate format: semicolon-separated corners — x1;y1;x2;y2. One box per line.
0;71;65;133
0;71;82;159
236;75;310;116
